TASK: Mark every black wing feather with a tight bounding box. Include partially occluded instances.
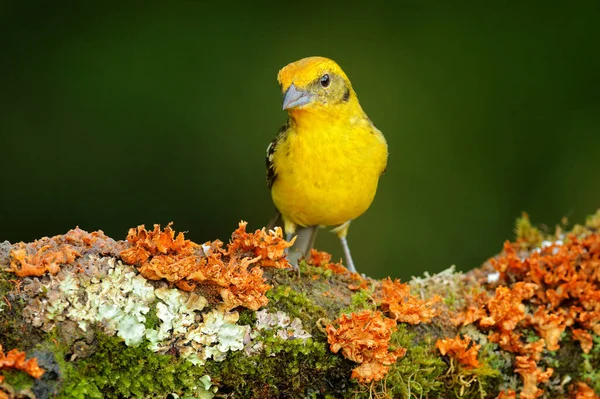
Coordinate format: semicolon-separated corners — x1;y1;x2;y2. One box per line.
266;122;288;189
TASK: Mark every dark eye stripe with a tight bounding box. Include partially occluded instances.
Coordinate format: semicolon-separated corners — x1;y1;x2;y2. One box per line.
342;87;350;102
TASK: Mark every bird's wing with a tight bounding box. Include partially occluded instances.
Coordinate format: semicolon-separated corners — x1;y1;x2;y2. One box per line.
266;122;288;189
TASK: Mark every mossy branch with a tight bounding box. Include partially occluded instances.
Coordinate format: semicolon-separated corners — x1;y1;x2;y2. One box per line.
1;212;600;398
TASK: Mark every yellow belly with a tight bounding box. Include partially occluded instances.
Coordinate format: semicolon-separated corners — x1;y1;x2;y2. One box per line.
271;120;387;228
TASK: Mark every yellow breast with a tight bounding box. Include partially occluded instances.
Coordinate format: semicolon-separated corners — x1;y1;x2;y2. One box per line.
271;113;387;228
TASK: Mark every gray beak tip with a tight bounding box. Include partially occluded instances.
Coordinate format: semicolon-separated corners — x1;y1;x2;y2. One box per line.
282;84;312;110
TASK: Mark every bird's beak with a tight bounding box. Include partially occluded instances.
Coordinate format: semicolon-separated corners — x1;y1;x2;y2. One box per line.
282;84;313;110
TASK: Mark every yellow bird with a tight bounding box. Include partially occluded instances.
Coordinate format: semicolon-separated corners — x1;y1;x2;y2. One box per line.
266;56;388;273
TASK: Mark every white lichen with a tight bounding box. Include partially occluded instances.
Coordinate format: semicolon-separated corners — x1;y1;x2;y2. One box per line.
535;239;564;255
487;272;500;284
21;254;309;371
182;309;250;364
245;310;312;355
22;255;257;366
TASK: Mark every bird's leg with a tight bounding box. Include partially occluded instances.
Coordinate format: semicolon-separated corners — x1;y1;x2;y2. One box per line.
283;219;302;273
286;225;319;273
331;221;357;273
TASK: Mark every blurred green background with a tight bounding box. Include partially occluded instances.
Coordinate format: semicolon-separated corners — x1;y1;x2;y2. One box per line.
1;2;599;279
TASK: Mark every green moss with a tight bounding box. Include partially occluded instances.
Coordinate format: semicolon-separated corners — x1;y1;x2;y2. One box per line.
479;343;506;373
580;334;600;392
299;262;334;279
354;325;445;398
266;285;326;335
357;326;505;399
55;332;205;399
0;270;14;297
340;289;376;314
514;213;543;249
237;308;256;325
0;270;18;317
525;329;541;343
1;368;36;392
143;304;160;330
0;272;45;350
441;343;502;399
206;332;348;398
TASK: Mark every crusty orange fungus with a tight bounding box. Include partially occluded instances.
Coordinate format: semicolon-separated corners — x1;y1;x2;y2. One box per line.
6;228;121;277
347;273;369;291
120;221;293;310
478;282;537;332
572;328;594;354
497;363;598;399
308;249;351;275
435;335;480;369
451;292;488;327
568;382;600;399
453;231;600;399
0;344;45;381
491;235;600;341
307;249;368;290
514;355;553;399
454;282;552;399
377;278;441;324
326;310;406;383
227;221;295;268
496;390;517;399
121;222;200;282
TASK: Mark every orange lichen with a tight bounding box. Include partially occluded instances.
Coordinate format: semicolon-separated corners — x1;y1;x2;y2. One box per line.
529;306;566;351
572;328;594;354
452;277;555;397
6;228;119;277
226;222;294;268
121;222;195;265
569;382;600;399
0;345;44;380
120;222;200;282
491;235;600;339
308;249;333;267
479;282;537;331
307;249;351;275
496;390;517;399
451;291;489;327
347;273;369;291
513;356;553;399
452;305;488;327
8;244;80;277
377;278;441;324
120;222;292;310
435;335;480;368
326;310;406;383
476;231;600;399
488;330;544;362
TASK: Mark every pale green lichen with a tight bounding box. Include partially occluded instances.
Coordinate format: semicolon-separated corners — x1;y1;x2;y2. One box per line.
146;287;208;349
20;256;250;366
245;309;312;354
180;309;249;365
170;375;216;399
27;259;156;345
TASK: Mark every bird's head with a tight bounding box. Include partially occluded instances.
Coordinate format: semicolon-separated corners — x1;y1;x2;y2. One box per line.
277;57;359;115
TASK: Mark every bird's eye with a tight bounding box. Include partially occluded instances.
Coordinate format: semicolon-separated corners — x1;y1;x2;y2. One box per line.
320;74;330;88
